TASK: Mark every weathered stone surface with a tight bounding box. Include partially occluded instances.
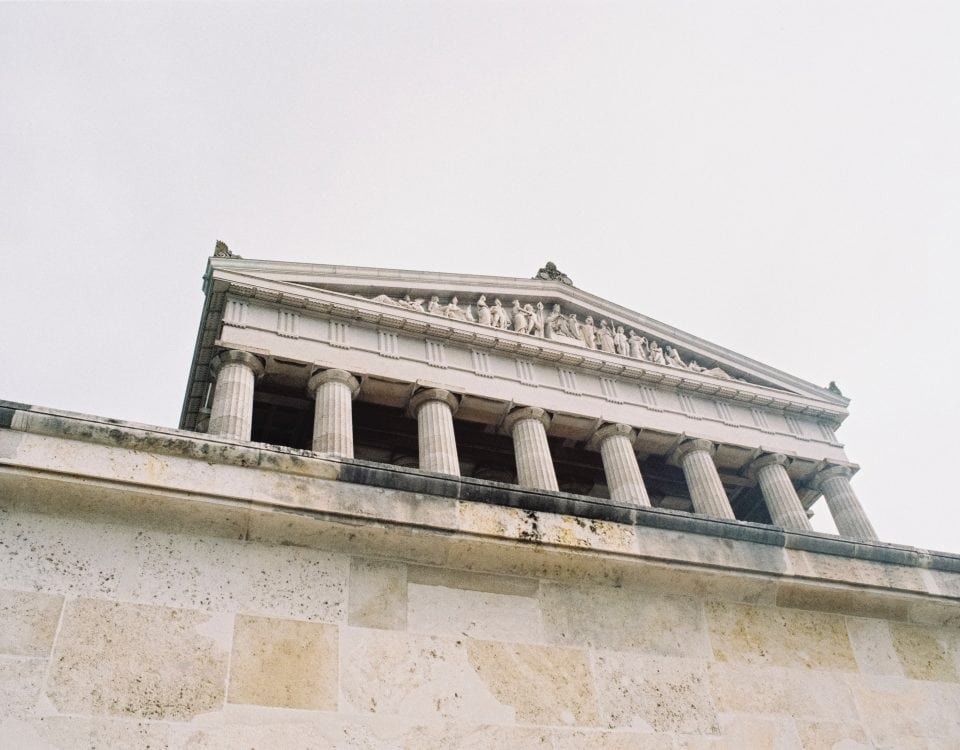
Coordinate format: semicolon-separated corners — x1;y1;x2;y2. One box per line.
793;719;870;749
131;531;348;623
706;601;858;671
349;557;407;630
0;589;62;656
228;614;338;710
551;730;674;749
466;640;599;726
889;622;959;682
540;582;709;656
340;628;511;723
402;723;553;749
708;662;858;721
592;652;718;734
0;716;176;749
845;617;904;676
408;583;543;643
47;598;228;720
407;565;539;597
847;674;960;746
0;658;44;718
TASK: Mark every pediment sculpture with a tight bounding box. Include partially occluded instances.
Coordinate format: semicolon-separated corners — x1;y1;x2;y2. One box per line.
362;291;738;381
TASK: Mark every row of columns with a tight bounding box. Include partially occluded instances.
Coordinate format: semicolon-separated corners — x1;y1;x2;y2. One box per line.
207;351;878;542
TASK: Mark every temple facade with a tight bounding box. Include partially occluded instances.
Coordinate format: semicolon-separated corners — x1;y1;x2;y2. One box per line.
183;253;875;540
1;249;959;747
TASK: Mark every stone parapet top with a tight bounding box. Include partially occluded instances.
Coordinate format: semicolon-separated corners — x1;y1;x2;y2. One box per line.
2;400;960;590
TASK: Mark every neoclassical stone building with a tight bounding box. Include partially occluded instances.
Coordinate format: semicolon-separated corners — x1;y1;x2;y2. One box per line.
1;249;959;748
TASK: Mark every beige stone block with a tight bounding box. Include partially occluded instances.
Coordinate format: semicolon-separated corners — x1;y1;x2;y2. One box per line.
889;622;959;682
707;663;858;721
694;714;802;749
402;723;553;749
790;550;925;592
793;720;870;749
0;657;45;718
130;531;348;623
845;617;904;676
776;581;908;621
349;558;407;630
466;639;600;726
407;565;539;597
0;589;62;656
551;729;674;749
408;583;544;643
848;674;960;745
340;628;511;723
0;716;176;749
47;597;228;720
592;651;718;734
228;614;338;710
540;582;709;656
706;601;858;671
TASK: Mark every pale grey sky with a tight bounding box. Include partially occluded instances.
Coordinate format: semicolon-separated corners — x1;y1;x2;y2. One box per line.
2;2;958;552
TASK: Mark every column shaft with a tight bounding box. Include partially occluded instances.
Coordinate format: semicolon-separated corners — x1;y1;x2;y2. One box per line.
676;442;735;520
505;408;558;491
820;473;878;541
595;427;651;507
308;369;360;458
208;351;263;441
410;390;460;476
755;461;812;531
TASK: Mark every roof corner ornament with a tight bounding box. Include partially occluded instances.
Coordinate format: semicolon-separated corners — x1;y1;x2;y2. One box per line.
213;240;240;259
828;381;843;396
534;261;573;286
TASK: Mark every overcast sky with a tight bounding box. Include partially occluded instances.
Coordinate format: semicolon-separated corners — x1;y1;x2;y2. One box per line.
2;2;958;553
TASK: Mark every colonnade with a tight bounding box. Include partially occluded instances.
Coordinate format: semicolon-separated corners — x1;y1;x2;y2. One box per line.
206;350;879;542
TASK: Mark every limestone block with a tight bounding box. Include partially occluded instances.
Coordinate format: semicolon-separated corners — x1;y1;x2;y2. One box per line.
592;652;718;734
407;565;539;597
0;589;62;656
845;617;904;676
466;640;600;726
848;674;960;746
0;716;176;749
401;723;553;749
707;663;858;722
550;729;674;749
539;582;710;657
889;622;959;682
228;615;338;710
0;512;136;598
705;601;858;671
793;720;870;749
130;531;347;623
47;598;228;721
408;583;544;643
348;558;407;630
680;714;802;749
339;628;511;724
0;657;44;718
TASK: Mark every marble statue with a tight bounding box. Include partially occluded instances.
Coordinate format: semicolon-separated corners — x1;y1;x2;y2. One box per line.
580;317;597;349
511;300;529;334
444;296;473;322
525;303;545;337
664;345;686;368
613;326;628;356
427;296;442;315
491;299;509;329
533;261;573;286
476;295;492;326
688;359;705;373
648;340;666;365
546;304;575;339
398;294;425;312
596;320;616;354
628;330;646;360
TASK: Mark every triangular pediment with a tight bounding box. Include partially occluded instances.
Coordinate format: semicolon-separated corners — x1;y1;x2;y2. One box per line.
203;257;846;407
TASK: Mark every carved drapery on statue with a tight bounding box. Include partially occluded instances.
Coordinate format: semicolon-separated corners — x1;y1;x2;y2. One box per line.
360;290;739;381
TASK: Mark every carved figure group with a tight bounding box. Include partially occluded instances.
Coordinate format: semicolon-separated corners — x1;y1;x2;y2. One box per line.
365;291;734;379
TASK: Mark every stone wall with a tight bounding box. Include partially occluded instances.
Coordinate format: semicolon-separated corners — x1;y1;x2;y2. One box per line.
1;406;959;748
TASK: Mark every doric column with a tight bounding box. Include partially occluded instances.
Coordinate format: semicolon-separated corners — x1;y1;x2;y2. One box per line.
812;466;878;541
670;439;736;520
307;368;360;457
747;453;812;531
408;389;461;476
208;350;264;441
503;407;559;491
587;423;651;507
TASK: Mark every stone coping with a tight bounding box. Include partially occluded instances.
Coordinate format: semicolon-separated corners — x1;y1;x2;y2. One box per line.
2;400;958;578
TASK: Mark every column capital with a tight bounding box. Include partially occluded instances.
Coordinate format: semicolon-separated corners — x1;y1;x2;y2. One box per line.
745;452;790;479
307;368;360;399
407;388;460;418
586;422;637;451
503;406;551;436
810;464;855;490
669;438;716;466
210;350;265;379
